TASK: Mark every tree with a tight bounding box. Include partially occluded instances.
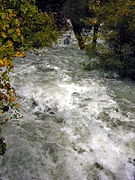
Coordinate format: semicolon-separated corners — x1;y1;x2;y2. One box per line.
0;0;59;154
63;0;92;49
86;0;135;79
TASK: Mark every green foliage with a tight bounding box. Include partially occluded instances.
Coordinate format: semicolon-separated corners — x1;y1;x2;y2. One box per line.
85;43;97;58
100;0;135;78
0;0;59;115
0;0;59;49
85;0;135;79
22;12;59;48
0;0;59;154
63;0;88;21
0;7;23;117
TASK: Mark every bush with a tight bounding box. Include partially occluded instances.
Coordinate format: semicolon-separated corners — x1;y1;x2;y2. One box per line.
0;0;59;154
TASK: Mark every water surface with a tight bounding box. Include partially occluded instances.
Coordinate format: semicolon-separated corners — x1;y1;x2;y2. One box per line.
0;45;135;180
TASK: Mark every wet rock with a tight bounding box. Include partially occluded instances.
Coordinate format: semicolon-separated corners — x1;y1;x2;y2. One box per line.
128;157;135;166
0;137;6;155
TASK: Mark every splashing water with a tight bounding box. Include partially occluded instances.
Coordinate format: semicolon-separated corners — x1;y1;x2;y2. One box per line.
0;34;135;180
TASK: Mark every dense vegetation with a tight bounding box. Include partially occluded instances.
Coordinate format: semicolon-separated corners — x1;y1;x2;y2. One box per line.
0;0;59;155
85;0;135;80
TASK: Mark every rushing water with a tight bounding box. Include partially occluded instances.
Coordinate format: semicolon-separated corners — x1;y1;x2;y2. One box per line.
0;33;135;180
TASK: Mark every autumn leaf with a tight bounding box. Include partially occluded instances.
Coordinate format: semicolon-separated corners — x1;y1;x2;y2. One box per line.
1;32;7;38
8;29;14;34
0;59;13;68
14;51;26;57
0;59;4;67
16;29;21;36
0;93;8;101
7;40;13;47
14;103;20;108
92;18;98;24
2;24;9;31
9;96;16;102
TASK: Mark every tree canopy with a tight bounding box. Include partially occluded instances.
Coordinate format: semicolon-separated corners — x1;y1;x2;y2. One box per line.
0;0;60;155
85;0;135;79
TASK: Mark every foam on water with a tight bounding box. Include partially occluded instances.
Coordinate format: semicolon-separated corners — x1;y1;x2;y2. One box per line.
0;45;135;179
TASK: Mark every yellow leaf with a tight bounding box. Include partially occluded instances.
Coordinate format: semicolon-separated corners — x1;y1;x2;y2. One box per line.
16;28;21;36
10;14;16;17
0;92;7;100
5;60;14;68
1;32;7;38
7;40;13;47
9;96;16;102
92;18;98;24
2;24;9;31
0;46;5;51
0;59;4;67
0;59;13;68
7;90;13;96
14;51;26;57
8;29;14;34
14;103;20;108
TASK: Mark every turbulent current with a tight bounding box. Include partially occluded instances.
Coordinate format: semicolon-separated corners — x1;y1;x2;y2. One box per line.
0;34;135;180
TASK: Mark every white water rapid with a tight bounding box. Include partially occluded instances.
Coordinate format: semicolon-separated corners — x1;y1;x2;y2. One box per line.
0;32;135;180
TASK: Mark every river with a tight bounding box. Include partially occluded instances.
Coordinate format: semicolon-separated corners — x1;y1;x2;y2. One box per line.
0;33;135;180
